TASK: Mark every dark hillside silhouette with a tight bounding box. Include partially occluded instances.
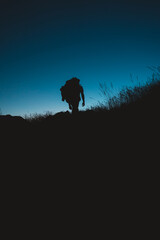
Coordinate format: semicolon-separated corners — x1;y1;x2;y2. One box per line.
1;75;159;166
1;77;159;235
1;76;159;156
1;77;160;138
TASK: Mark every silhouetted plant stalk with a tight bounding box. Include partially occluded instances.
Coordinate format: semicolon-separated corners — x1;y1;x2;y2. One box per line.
98;82;119;110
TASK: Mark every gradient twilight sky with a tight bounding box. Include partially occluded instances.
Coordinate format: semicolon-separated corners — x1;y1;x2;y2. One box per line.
0;0;160;116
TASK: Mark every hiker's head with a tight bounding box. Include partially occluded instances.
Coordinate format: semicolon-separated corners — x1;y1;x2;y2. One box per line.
66;77;80;86
71;77;80;84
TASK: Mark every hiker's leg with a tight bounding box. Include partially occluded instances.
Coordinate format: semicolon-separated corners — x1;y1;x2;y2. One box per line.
66;99;72;110
72;101;79;114
68;103;72;110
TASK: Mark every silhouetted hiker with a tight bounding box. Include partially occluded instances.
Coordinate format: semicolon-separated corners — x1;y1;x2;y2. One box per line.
60;77;85;113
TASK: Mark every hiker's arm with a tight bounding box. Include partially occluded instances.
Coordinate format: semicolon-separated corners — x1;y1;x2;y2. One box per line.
81;87;85;106
60;86;65;101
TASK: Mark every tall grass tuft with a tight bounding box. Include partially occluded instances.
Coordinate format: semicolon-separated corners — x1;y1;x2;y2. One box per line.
97;66;160;112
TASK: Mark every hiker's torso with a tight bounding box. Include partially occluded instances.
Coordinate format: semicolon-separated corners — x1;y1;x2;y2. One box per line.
65;83;82;102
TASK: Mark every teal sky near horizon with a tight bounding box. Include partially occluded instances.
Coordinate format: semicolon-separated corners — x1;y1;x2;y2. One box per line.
0;0;160;116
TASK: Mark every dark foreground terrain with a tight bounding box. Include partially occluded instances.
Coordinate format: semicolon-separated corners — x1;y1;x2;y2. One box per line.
1;79;159;236
1;79;159;172
1;78;159;158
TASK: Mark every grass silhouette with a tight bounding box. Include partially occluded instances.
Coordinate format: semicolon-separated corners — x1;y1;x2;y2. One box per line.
91;74;160;114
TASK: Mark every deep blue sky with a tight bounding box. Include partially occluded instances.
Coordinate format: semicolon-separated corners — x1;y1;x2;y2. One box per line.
0;0;160;116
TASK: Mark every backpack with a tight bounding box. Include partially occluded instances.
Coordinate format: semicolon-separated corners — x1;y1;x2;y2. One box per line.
60;78;80;102
60;83;72;102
